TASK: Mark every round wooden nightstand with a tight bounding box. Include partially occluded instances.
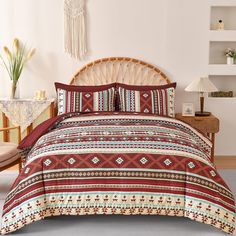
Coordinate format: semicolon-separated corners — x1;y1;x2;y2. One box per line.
175;113;219;162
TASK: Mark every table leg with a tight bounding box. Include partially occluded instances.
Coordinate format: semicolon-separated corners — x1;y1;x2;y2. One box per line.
50;101;55;118
17;126;21;144
2;113;9;142
27;124;33;135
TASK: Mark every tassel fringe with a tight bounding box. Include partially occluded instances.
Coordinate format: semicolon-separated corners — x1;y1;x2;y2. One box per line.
64;0;87;60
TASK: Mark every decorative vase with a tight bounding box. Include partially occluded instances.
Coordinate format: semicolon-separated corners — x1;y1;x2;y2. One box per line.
227;57;234;65
10;81;19;99
217;20;224;30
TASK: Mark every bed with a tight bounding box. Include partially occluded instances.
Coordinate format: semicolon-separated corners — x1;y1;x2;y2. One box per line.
0;57;235;234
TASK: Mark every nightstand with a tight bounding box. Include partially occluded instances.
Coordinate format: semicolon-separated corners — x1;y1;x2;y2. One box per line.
175;113;219;162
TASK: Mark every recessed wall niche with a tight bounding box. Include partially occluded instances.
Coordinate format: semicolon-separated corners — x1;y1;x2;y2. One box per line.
210;6;236;30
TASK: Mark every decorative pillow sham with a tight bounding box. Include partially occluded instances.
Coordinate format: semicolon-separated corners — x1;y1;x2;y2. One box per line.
117;83;176;117
55;83;116;115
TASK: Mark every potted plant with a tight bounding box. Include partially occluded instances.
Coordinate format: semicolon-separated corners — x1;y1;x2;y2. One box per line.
225;48;236;65
0;38;36;99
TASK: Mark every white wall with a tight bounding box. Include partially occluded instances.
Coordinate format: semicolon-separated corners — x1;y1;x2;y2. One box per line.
0;0;234;155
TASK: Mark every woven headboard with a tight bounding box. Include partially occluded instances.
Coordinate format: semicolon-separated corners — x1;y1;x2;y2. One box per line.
69;57;170;85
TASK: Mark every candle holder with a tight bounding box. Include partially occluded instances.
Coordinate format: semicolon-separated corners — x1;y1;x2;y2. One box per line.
34;90;47;100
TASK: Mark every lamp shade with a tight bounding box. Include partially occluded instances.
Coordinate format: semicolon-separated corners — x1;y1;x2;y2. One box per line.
185;77;218;93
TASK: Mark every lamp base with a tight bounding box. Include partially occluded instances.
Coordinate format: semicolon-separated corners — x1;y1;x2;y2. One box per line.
195;111;211;116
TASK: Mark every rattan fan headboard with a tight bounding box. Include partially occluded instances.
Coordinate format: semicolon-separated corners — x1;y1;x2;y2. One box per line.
69;57;170;85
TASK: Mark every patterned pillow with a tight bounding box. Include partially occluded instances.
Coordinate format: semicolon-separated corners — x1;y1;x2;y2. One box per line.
55;83;116;115
117;83;176;117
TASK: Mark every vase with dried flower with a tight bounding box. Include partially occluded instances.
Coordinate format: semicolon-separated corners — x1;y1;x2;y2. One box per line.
0;38;36;99
225;48;236;65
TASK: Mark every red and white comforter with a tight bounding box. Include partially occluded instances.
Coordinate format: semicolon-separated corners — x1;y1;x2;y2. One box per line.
0;112;235;234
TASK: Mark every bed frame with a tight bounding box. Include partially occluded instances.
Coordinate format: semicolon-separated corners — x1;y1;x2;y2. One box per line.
69;57;170;86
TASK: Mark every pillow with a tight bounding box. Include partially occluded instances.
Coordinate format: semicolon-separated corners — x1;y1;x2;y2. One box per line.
55;83;116;115
117;83;176;117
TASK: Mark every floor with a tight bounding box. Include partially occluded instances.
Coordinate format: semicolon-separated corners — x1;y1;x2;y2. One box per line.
0;170;235;236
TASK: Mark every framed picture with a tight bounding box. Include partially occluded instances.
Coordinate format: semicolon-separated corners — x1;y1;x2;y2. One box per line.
182;103;195;116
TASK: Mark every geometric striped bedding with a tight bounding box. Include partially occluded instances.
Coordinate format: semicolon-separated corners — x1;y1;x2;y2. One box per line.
0;112;235;234
117;83;176;117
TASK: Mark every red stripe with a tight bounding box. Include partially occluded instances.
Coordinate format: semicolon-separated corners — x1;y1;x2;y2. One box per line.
159;90;163;115
164;89;168;116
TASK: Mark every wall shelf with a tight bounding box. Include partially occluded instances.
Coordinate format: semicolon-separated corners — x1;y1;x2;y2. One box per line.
209;41;236;64
207;96;236;100
210;30;236;41
208;64;236;75
208;74;236;98
210;5;236;30
209;0;236;7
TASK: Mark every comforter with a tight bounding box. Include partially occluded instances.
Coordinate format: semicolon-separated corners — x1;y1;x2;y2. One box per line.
0;112;235;234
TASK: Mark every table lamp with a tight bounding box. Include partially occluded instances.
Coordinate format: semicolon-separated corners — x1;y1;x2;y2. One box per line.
185;77;218;116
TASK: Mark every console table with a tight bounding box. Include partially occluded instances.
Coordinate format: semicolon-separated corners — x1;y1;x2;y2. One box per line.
0;98;55;142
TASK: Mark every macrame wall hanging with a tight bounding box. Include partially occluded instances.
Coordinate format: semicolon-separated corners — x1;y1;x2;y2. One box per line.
64;0;87;60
